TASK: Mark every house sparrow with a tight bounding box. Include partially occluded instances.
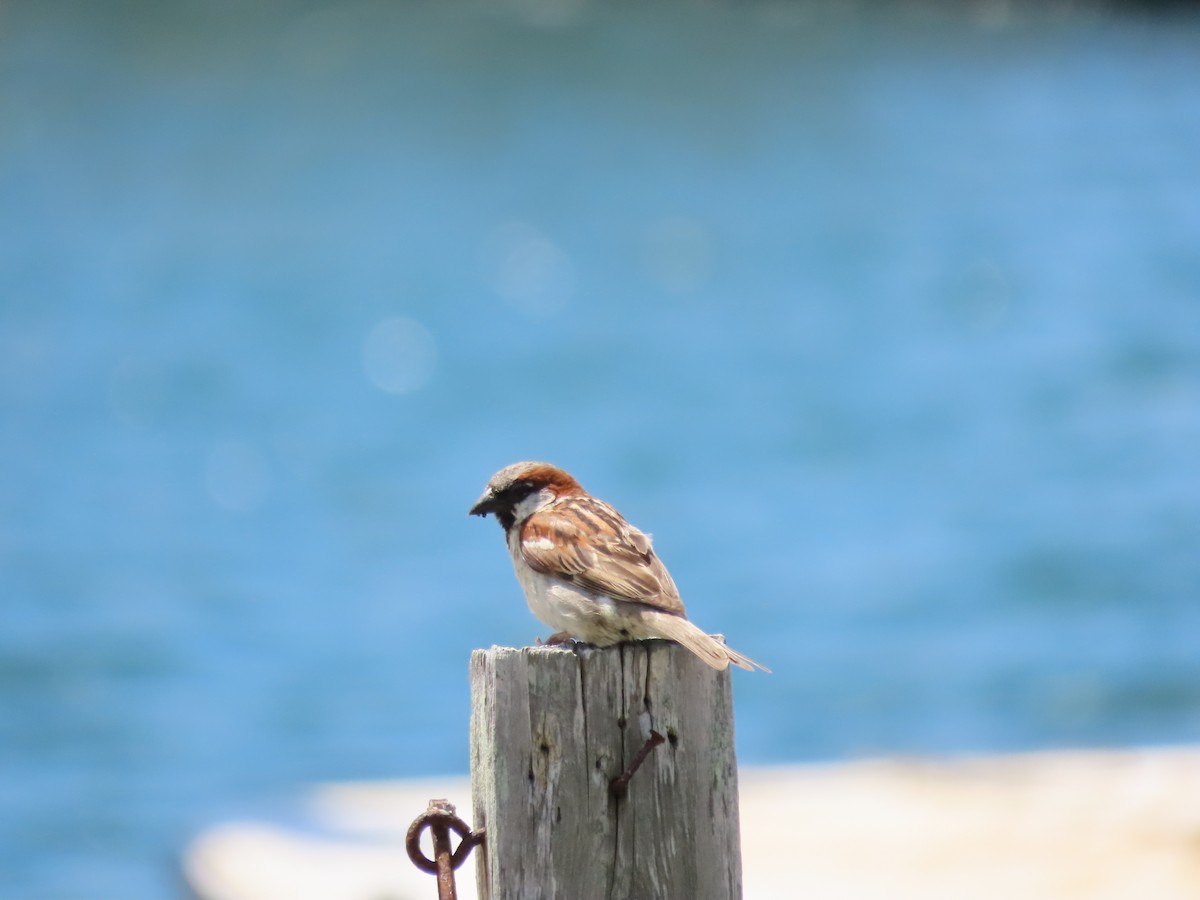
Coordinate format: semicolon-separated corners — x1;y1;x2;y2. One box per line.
469;461;767;672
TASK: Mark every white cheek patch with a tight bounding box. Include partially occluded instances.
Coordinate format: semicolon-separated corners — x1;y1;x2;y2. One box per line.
513;488;555;522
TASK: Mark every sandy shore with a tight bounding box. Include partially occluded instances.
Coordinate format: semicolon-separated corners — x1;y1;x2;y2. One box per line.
183;746;1200;900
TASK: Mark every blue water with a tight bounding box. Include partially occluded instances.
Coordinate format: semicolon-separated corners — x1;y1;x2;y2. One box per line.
3;2;1199;897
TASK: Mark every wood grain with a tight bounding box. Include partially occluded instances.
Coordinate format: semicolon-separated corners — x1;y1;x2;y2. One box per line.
470;641;742;900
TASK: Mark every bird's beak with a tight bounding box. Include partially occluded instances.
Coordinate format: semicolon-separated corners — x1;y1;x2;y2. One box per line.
469;490;498;517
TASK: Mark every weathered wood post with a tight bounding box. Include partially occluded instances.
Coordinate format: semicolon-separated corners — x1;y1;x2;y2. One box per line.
470;640;743;900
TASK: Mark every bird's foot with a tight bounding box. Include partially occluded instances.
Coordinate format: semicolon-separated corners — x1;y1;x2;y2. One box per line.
541;630;574;646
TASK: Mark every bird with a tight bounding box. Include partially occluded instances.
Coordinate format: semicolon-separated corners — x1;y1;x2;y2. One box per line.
469;461;767;672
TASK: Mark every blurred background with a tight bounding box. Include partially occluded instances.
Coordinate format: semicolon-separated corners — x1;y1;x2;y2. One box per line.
2;0;1199;897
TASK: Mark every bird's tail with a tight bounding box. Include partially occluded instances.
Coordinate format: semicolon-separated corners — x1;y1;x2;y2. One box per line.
647;613;770;673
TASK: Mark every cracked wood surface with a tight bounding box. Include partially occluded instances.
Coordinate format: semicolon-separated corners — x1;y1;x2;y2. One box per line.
470;642;742;900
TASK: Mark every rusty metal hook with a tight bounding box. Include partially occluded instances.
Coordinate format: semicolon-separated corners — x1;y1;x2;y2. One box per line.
609;730;666;799
405;799;485;900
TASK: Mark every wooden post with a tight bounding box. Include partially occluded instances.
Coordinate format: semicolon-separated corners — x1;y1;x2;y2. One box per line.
470;641;743;900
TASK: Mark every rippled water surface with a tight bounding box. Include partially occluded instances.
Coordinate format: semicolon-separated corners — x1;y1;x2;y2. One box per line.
2;3;1199;897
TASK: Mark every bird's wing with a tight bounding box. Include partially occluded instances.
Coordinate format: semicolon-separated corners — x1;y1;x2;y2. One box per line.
519;496;686;615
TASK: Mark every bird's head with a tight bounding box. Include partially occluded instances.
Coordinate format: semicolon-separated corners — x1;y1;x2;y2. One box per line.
469;461;584;531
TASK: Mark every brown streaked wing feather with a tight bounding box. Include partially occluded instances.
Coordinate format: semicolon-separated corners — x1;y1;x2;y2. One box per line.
519;498;686;615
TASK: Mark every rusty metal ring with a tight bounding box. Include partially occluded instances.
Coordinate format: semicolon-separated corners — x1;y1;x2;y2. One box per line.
405;807;479;874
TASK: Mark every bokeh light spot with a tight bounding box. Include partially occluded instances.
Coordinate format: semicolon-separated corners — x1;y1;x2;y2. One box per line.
480;220;576;316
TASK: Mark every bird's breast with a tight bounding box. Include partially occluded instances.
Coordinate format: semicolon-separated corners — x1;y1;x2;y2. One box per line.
504;528;637;644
